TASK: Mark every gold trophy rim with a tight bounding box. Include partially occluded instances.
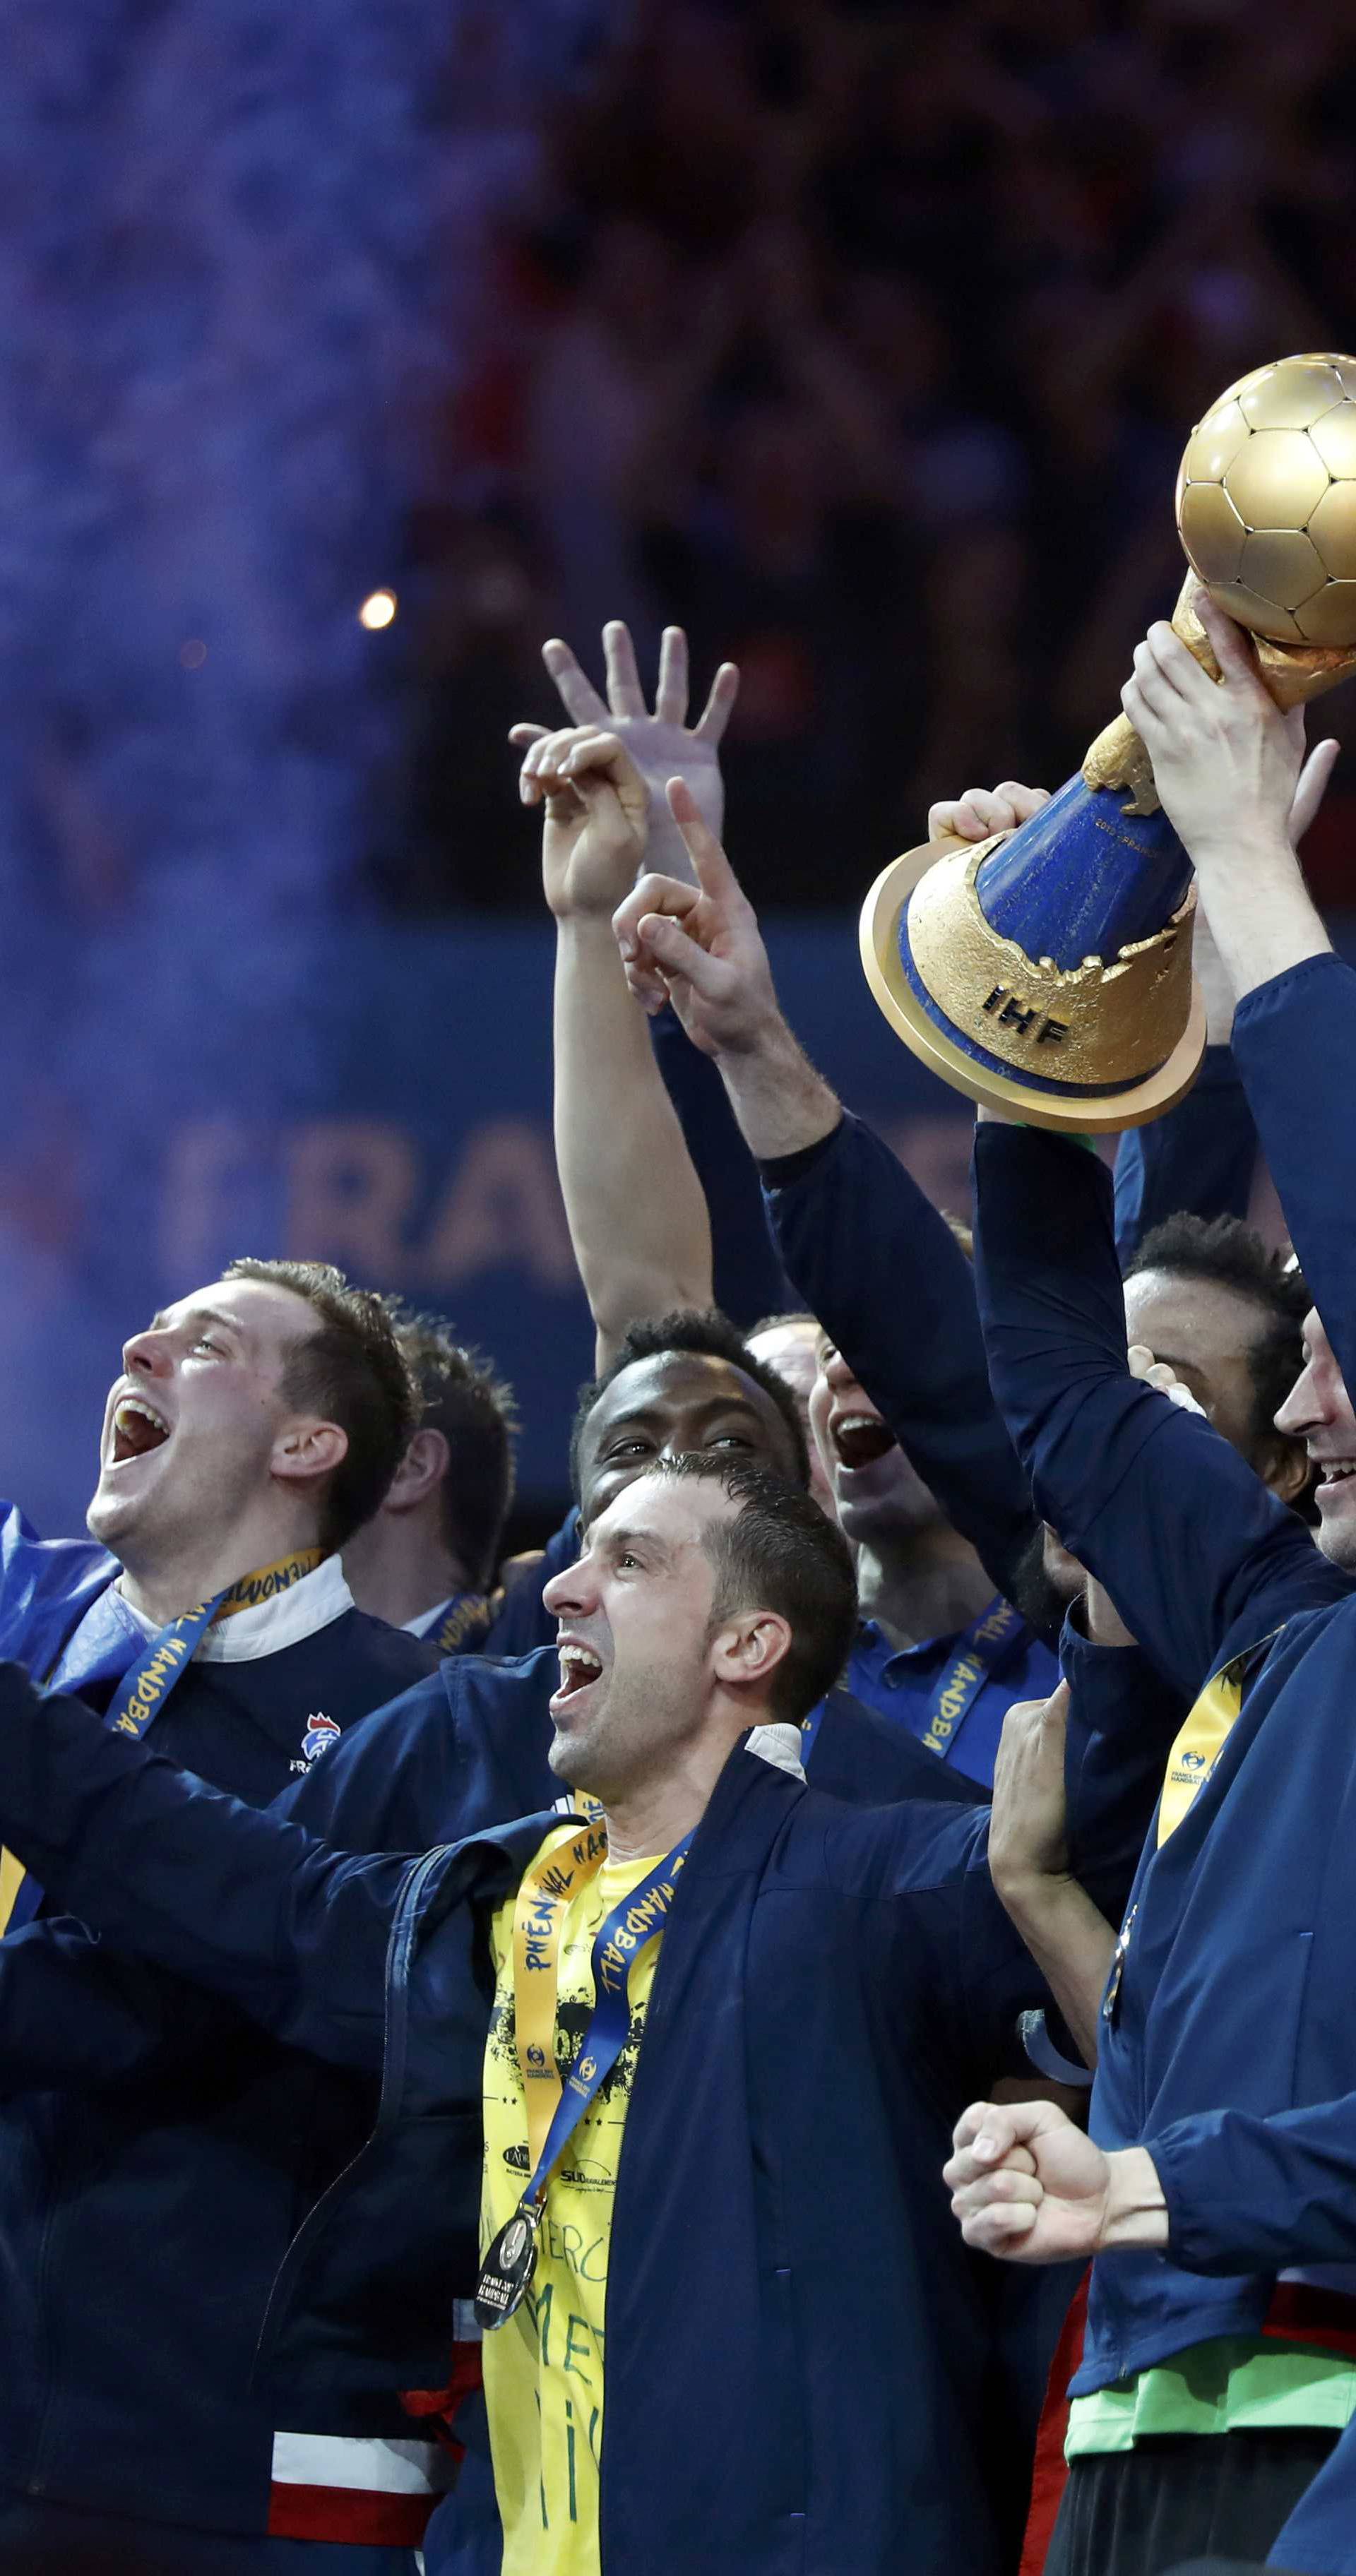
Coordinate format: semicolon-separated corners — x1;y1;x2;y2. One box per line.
859;834;1210;1136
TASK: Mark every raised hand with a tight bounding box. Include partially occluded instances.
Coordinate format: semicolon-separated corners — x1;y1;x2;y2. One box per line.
989;1684;1071;1903
518;727;650;922
1122;592;1339;871
512;622;739;882
610;781;780;1056
1126;1344;1207;1417
927;781;1052;844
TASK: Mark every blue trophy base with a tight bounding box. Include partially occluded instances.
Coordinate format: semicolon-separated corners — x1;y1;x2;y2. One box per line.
860;823;1208;1135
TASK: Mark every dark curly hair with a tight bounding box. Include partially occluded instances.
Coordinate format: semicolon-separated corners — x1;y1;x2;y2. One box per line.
569;1308;809;1500
1126;1212;1310;1455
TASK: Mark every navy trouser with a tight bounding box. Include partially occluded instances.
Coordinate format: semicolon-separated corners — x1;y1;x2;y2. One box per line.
0;2491;420;2575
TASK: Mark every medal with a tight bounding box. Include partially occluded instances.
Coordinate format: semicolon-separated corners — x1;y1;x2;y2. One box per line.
475;2198;543;2330
472;1823;694;2336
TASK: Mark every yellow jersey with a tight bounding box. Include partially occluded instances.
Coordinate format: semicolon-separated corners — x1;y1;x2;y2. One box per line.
482;1838;665;2576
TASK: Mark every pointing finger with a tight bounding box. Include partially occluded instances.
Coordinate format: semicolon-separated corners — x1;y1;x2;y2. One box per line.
667;777;743;905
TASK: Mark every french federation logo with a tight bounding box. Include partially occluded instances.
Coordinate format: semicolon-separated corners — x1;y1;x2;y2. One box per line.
1180;1750;1207;1771
301;1713;342;1763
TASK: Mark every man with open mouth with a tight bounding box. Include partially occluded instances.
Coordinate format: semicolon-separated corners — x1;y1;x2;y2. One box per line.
0;1450;1165;2576
0;1260;465;2575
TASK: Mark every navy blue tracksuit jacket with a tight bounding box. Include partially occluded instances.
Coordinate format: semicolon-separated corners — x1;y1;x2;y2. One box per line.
973;953;1356;2576
0;1543;440;2544
0;1645;1168;2576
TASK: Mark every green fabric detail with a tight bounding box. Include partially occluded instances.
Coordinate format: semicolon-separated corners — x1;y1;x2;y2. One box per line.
1066;2338;1356;2458
1021;1128;1102;1154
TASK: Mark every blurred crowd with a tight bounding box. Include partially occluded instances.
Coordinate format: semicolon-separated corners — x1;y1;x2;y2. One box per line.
379;0;1356;911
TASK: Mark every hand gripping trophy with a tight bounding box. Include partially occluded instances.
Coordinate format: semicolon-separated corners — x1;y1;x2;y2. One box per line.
862;354;1356;1131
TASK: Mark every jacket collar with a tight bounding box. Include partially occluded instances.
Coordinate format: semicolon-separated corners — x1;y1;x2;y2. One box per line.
114;1554;353;1663
422;1730;807;1921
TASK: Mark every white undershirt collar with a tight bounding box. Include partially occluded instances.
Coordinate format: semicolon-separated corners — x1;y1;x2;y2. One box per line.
746;1721;807;1782
114;1554;355;1663
403;1596;455;1640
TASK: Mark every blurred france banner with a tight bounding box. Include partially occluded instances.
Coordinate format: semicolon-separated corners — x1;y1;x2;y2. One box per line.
0;915;973;1534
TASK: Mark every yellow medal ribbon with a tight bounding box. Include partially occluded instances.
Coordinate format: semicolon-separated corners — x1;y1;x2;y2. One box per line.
511;1816;609;2169
210;1548;325;1618
1157;1659;1245;1846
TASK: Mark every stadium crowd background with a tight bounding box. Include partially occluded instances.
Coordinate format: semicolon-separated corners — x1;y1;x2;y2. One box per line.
4;0;1356;1538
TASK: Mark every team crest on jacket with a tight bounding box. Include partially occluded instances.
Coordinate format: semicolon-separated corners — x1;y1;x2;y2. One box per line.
290;1712;342;1774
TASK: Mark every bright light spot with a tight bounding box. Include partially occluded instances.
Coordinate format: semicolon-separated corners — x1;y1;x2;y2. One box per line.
359;590;398;630
179;638;208;669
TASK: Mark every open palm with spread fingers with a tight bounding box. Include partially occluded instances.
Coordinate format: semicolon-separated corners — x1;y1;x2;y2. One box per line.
511;621;739;881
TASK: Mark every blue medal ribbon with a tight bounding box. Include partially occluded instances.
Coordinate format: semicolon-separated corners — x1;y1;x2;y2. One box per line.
799;1593;1030;1770
919;1594;1030;1760
523;1828;694;2208
477;1824;694;2329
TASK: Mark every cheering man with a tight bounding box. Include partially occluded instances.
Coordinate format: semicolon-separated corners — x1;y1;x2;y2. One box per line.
0;1260;450;2573
947;597;1356;2576
0;1452;1160;2576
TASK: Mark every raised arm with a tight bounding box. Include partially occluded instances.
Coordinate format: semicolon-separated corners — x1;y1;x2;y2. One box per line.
0;1659;463;2075
1112;914;1259;1266
0;1917;223;2097
610;789;1041;1604
987;1686;1112;2071
1121;590;1356;1388
971;1119;1343;1696
518;623;737;1367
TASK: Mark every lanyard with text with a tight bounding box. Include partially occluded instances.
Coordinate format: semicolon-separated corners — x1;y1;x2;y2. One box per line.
475;1817;694;2330
1105;1636;1271;2023
919;1595;1030;1759
1155;1629;1281;1849
0;1550;323;1939
801;1595;1030;1770
429;1591;494;1657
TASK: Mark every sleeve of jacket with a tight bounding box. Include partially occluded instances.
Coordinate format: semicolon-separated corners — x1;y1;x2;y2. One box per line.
649;1003;789;1328
1233;955;1356;1397
971;1119;1345;1699
0;1659;427;2074
825;1796;1045;2089
0;1916;224;2097
762;1111;1040;1606
1112;1048;1256;1268
0;1502;114;1672
1059;1612;1185;1895
1150;2094;1356;2274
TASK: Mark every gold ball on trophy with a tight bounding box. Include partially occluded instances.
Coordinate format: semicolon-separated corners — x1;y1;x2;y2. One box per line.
1175;353;1356;646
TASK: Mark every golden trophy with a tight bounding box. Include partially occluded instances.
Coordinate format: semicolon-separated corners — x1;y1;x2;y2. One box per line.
862;354;1356;1132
